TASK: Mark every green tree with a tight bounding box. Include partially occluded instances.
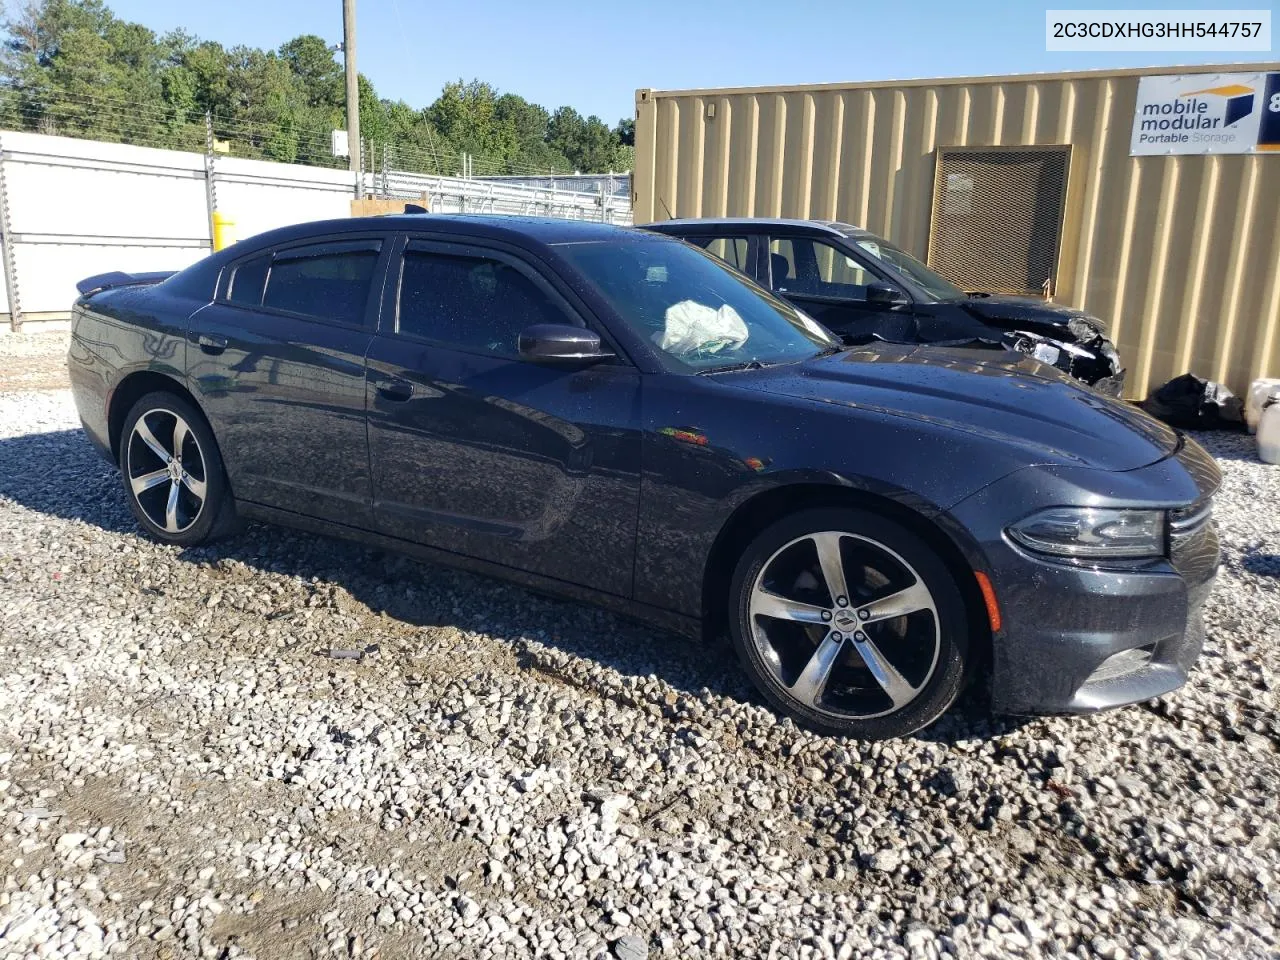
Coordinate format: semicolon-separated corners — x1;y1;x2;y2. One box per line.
494;93;572;173
356;73;387;149
279;34;340;111
549;107;626;173
428;80;512;163
0;1;633;173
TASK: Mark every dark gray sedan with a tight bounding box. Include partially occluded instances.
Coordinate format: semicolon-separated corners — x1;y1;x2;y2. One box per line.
68;215;1218;738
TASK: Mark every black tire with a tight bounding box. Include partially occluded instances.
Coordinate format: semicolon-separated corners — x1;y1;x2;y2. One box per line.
728;507;969;739
118;390;238;547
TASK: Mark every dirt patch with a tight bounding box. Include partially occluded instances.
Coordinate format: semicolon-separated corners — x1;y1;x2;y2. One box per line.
0;330;71;390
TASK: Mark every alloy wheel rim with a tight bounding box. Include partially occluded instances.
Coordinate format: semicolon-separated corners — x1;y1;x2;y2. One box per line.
748;531;940;720
126;409;208;534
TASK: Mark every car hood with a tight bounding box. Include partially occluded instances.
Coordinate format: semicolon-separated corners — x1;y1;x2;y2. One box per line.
960;294;1103;333
728;344;1177;472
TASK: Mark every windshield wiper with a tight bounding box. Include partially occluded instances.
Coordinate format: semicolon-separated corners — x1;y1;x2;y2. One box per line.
699;358;767;375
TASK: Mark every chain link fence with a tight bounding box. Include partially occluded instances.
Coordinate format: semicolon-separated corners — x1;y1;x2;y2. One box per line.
928;146;1072;297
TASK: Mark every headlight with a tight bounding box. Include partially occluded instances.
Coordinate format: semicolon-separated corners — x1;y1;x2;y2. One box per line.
1067;315;1112;340
1007;507;1166;559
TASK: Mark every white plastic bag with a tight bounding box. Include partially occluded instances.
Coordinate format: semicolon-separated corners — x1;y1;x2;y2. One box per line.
1246;378;1280;434
660;299;749;356
1259;397;1280;465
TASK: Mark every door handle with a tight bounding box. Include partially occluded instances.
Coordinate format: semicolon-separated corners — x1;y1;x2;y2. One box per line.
374;376;413;401
196;334;227;355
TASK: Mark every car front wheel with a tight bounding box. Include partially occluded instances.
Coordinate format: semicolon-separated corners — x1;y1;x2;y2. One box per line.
728;507;970;739
119;391;235;547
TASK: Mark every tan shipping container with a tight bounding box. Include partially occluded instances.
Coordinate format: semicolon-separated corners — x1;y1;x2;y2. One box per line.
633;64;1280;399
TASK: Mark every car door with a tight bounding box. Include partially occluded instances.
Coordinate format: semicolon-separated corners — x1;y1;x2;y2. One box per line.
186;235;390;528
766;235;914;342
364;236;642;597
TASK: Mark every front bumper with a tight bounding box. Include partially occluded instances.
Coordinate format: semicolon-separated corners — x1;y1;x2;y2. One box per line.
982;539;1214;714
1005;328;1124;396
951;438;1220;714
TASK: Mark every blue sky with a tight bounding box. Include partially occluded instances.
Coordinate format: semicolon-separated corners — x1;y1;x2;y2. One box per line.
105;0;1277;122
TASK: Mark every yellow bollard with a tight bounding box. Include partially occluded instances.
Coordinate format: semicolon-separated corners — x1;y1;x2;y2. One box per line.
211;211;236;252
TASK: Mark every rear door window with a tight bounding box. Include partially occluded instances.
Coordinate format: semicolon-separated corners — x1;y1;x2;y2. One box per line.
261;240;382;325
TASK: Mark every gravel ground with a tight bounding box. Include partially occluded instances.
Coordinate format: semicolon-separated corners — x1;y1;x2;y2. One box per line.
0;331;72;391
0;385;1277;960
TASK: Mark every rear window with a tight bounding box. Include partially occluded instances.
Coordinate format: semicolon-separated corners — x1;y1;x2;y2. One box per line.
159;258;220;301
261;242;381;324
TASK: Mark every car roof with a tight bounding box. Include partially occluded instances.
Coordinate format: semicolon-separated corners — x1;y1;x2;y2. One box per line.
648;217;873;239
379;213;643;244
191;214;679;280
221;213;656;259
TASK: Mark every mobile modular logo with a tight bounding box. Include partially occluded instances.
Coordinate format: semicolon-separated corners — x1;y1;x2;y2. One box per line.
1140;83;1254;132
1131;72;1280;155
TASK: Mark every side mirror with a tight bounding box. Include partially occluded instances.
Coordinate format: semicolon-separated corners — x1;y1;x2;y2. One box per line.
518;324;614;365
866;281;910;310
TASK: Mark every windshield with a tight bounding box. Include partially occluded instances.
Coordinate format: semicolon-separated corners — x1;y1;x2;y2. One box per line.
852;234;965;302
557;238;839;372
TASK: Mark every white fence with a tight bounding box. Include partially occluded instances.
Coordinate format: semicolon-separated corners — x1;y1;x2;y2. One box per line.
0;130;356;327
0;130;633;329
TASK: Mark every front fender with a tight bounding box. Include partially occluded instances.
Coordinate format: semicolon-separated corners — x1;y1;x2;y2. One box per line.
633;374;1019;615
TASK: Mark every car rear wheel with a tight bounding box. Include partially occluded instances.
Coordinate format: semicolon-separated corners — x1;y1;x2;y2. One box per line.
728;507;970;739
119;391;235;547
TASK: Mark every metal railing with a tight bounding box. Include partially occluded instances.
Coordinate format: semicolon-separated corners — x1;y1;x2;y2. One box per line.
364;168;633;224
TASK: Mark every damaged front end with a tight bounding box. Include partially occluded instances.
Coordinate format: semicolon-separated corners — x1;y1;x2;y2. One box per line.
960;293;1126;396
1001;318;1125;397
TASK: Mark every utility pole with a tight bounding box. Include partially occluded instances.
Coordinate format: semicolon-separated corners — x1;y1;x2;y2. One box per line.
342;0;360;175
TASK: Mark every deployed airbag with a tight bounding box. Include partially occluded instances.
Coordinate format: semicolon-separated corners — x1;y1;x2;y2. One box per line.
661;300;749;356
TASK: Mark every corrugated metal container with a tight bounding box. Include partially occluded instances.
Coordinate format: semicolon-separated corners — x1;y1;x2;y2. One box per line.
634;64;1280;398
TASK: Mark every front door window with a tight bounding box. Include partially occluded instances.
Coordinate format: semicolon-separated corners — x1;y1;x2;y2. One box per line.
769;237;874;301
397;250;571;356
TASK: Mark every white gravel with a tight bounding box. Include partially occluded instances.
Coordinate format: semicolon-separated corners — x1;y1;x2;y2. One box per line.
0;388;1277;960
